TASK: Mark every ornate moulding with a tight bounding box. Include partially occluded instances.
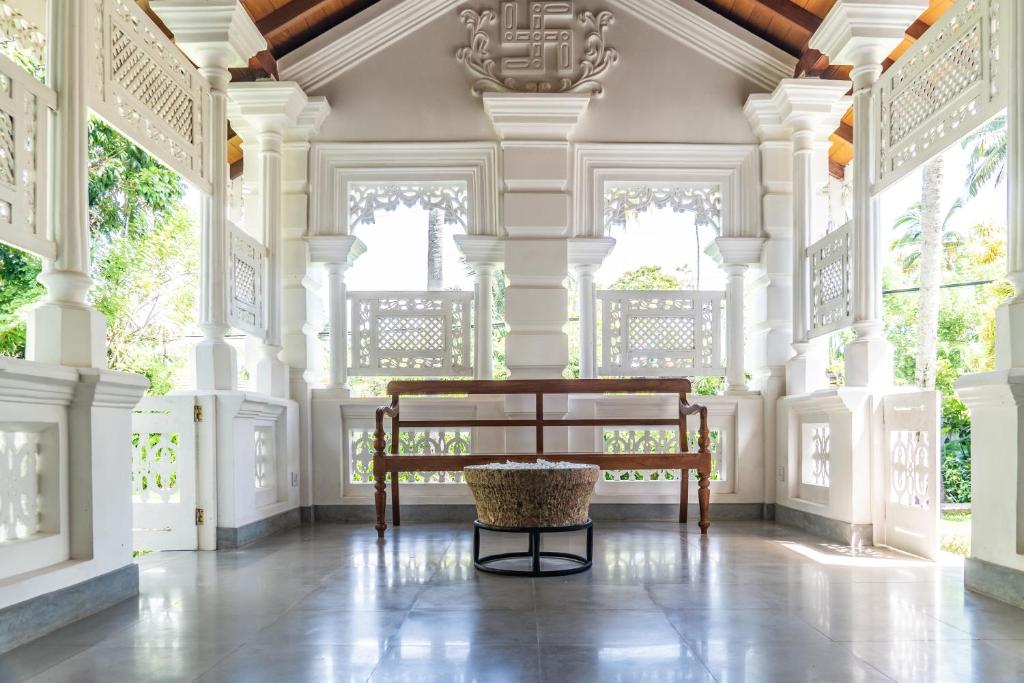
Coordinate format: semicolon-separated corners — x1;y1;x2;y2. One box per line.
456;1;618;96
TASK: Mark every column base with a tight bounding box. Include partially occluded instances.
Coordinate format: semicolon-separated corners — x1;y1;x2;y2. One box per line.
996;299;1024;369
256;346;289;398
786;342;827;395
194;339;238;391
26;301;106;368
843;336;894;388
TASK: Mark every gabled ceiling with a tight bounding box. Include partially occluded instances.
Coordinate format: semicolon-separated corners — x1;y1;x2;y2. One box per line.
191;0;955;176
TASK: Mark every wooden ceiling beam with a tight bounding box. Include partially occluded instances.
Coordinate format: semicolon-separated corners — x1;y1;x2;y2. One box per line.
750;0;821;35
835;121;853;144
256;0;333;38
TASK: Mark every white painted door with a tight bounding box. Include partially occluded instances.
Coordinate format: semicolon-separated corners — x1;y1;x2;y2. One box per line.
882;391;941;560
131;396;198;551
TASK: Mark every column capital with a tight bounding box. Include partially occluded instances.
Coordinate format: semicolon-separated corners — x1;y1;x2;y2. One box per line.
288;98;331;142
454;234;504;266
770;78;851;142
482;93;591;141
151;0;266;71
306;235;366;267
810;0;927;69
709;236;766;266
568;237;616;268
228;81;309;138
743;94;789;143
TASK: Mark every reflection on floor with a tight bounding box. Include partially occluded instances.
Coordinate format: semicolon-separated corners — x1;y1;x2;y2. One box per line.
2;521;1024;682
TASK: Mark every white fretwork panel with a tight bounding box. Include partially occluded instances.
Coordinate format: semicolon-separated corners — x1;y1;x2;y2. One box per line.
348;427;472;484
602;427;724;482
807;222;852;339
604;185;721;232
349;182;469;229
0;0;47;80
883;390;941;559
228;221;267;339
0;430;40;542
873;0;1006;193
598;290;725;377
799;422;831;488
0;52;54;259
349;291;473;377
89;0;211;192
131;396;198;551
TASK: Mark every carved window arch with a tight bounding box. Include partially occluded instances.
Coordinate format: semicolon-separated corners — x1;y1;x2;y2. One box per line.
603;185;722;233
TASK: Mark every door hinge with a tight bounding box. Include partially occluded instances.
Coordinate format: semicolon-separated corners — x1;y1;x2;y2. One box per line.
194;404;203;422
195;507;205;525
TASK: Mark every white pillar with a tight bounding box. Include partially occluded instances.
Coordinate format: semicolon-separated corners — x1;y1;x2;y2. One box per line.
810;0;926;387
27;0;105;368
771;79;851;395
228;82;308;399
711;237;764;393
308;236;364;394
568;237;615;379
152;0;267;390
454;235;504;381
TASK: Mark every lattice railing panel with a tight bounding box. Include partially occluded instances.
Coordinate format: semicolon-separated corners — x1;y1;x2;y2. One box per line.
131;423;181;505
349;427;472;484
0;51;53;259
89;0;211;192
602;427;723;482
0;429;40;542
873;0;1006;193
0;0;46;81
228;221;267;339
799;422;830;489
807;222;852;339
598;290;725;377
349;291;473;377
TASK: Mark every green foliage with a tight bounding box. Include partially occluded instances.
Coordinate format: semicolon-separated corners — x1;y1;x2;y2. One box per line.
609;265;687;291
0;244;43;356
962;114;1007;198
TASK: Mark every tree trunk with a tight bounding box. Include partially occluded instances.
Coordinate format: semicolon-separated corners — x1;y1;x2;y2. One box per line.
917;157;944;389
427;208;443;291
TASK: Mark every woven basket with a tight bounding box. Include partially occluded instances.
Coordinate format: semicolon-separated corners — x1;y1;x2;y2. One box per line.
464;464;600;528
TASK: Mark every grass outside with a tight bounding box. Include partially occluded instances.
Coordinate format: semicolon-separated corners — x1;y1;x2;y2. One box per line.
940;509;971;557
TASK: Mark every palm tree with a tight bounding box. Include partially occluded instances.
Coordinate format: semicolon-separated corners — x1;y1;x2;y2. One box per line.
892;157;963;389
962;113;1007;198
427;208;443;291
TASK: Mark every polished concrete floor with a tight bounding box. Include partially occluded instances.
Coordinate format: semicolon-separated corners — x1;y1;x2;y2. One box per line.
2;521;1024;682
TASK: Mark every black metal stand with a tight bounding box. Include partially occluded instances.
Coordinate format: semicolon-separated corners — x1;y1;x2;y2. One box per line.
472;519;593;577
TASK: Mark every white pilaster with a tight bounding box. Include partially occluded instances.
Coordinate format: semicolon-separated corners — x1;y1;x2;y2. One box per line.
27;0;105;368
483;93;590;380
811;0;925;387
711;237;765;393
770;79;851;395
454;235;504;381
152;0;266;390
568;237;615;379
228;82;308;399
308;236;365;393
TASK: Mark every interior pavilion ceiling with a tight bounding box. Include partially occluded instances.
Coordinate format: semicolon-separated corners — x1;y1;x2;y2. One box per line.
142;0;958;179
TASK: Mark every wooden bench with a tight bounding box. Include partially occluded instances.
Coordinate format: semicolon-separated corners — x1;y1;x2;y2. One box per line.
372;378;713;540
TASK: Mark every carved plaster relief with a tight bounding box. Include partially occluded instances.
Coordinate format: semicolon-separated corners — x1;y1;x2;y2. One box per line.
457;1;618;95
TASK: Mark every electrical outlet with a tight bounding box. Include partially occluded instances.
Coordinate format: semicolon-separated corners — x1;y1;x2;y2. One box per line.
291;472;299;487
777;465;785;482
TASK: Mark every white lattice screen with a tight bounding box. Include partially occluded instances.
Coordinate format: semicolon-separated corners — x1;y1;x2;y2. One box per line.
227;221;267;339
89;0;212;192
348;427;472;484
602;426;724;482
0;52;54;259
0;429;40;542
349;291;473;377
873;0;1007;194
598;290;725;377
806;222;853;339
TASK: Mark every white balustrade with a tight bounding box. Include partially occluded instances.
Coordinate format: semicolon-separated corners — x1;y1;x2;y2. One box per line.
798;420;831;503
348;291;473;377
806;222;853;339
598;290;726;377
227;221;268;340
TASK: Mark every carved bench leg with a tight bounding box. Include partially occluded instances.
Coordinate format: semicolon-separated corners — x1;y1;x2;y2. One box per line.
374;459;387;540
392;477;402;526
679;473;689;523
698;469;711;534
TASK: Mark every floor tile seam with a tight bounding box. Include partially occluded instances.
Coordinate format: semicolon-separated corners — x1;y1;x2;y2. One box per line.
832;640;900;683
187;642;245;683
362;638;398;683
658;619;722;682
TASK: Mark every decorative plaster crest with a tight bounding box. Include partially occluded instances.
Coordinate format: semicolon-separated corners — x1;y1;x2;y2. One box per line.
456;2;618;96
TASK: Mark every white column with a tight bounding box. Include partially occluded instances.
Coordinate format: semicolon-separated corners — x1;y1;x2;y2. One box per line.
228;82;308;399
810;0;925;387
308;236;364;394
723;264;747;391
771;79;851;395
27;0;105;368
575;264;597;379
152;0;267;390
472;263;496;380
